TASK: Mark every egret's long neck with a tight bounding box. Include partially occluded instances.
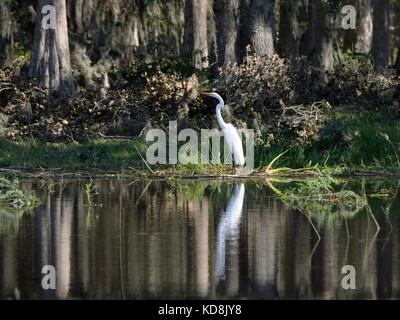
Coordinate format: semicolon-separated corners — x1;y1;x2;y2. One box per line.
216;101;226;129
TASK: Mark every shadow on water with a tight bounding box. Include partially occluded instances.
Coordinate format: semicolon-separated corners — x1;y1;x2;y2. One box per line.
0;177;400;300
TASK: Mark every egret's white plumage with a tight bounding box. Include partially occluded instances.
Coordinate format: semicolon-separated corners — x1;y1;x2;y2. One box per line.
204;92;245;166
215;184;245;281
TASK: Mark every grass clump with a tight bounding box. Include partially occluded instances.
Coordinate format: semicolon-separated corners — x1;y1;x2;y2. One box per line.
0;176;40;209
273;174;368;227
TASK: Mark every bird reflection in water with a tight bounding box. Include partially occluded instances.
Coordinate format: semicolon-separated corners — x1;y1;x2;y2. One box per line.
215;184;245;287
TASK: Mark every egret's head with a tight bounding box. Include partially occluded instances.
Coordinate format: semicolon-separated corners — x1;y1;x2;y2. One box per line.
201;92;225;108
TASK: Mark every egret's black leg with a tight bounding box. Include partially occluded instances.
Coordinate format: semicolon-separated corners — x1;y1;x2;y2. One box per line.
232;155;236;175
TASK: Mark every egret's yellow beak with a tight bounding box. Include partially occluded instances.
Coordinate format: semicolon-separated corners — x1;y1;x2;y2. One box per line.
200;92;212;97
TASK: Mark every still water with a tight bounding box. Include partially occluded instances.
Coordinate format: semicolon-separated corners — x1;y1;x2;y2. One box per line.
0;177;399;300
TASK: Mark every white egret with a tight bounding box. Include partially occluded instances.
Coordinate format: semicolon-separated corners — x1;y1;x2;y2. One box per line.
202;92;245;170
215;184;245;282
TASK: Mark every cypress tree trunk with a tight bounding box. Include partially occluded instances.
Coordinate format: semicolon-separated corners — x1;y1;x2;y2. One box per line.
29;0;76;98
0;0;14;67
278;0;300;59
208;0;218;67
183;0;209;69
302;0;334;74
371;0;390;74
213;0;241;66
355;0;372;53
395;2;400;75
240;0;276;58
343;0;372;53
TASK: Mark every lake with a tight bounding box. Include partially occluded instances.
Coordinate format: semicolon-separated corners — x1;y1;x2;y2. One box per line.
0;177;399;300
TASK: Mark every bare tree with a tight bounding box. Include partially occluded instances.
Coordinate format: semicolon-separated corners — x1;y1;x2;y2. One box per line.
371;0;390;73
183;0;209;69
29;0;76;98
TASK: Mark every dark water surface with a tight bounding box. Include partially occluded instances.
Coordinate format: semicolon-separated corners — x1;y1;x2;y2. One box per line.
0;178;399;300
